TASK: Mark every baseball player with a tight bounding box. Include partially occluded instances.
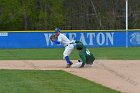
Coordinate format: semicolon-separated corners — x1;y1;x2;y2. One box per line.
74;41;95;68
50;28;74;68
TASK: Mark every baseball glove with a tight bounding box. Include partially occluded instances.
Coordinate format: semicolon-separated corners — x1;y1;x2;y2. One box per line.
50;34;57;42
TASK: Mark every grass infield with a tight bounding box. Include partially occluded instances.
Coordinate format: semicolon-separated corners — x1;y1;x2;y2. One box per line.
0;70;120;93
0;47;139;60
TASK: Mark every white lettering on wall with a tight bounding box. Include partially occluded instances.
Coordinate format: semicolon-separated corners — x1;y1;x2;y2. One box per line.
106;32;114;45
87;32;114;46
87;33;95;45
44;32;114;47
97;32;105;45
69;33;76;40
0;33;8;36
80;33;87;45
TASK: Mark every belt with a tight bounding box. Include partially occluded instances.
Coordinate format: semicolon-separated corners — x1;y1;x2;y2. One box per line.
65;43;73;47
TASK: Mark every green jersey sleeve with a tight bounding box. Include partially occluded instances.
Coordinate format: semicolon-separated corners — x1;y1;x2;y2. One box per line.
79;53;86;63
79;47;87;63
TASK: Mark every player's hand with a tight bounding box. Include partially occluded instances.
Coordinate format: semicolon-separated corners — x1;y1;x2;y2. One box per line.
70;40;75;44
50;34;56;42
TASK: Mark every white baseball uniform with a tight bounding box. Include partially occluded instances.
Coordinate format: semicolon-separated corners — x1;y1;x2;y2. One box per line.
57;33;74;59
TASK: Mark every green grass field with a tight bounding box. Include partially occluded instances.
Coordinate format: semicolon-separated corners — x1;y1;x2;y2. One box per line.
0;70;120;93
0;47;139;60
0;47;139;93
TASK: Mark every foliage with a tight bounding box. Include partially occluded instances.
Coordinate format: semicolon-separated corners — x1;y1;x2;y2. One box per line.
0;0;139;30
0;0;64;30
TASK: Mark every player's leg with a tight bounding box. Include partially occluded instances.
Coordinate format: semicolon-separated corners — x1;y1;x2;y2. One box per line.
71;61;83;68
86;53;95;65
63;44;74;67
77;59;85;68
65;44;74;56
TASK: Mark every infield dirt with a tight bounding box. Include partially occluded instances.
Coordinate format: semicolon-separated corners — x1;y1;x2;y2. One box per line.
0;60;140;93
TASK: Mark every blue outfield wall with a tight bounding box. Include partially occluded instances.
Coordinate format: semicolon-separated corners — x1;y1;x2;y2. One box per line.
0;30;140;48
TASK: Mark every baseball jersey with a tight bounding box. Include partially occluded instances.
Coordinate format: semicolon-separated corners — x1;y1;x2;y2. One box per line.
76;41;95;64
79;46;95;64
58;33;71;46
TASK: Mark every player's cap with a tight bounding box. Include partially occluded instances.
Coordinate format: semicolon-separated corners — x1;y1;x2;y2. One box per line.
55;27;60;32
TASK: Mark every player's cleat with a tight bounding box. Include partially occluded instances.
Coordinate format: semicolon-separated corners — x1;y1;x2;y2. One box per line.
79;63;85;68
89;62;93;65
66;62;73;68
78;59;82;62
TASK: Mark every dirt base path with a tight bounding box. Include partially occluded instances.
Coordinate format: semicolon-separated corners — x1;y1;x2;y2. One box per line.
0;60;140;93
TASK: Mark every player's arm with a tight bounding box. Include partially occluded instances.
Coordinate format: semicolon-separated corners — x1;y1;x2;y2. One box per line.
54;39;60;44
